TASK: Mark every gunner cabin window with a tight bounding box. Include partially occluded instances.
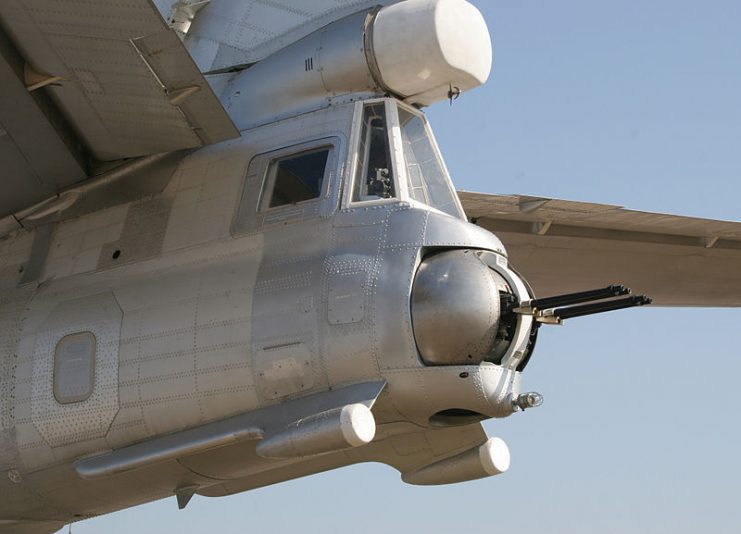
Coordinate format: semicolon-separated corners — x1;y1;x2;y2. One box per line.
260;148;330;210
398;106;463;219
353;103;396;201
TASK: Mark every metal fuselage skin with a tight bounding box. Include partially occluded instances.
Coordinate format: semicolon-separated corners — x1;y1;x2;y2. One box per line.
0;98;527;522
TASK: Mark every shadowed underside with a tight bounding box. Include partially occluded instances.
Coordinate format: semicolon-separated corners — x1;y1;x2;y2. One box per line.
459;192;741;306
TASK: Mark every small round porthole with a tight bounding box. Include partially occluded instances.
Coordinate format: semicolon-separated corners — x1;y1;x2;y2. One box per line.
111;250;121;260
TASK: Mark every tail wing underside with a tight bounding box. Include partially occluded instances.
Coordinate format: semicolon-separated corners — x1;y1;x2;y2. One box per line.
459;192;741;306
0;0;239;222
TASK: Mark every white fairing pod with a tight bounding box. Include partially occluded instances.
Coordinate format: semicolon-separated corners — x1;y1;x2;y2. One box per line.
256;404;376;459
223;0;492;129
402;437;510;485
372;0;492;105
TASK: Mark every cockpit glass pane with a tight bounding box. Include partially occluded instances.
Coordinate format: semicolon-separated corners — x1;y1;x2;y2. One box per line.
261;148;329;210
353;103;396;201
398;107;462;218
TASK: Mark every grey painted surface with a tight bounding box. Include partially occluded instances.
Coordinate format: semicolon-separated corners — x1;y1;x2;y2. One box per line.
8;2;726;530
0;99;527;530
154;0;396;72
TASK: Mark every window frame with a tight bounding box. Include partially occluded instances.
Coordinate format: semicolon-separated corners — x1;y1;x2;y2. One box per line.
257;141;336;214
345;98;408;209
53;331;96;404
232;135;344;235
394;100;466;219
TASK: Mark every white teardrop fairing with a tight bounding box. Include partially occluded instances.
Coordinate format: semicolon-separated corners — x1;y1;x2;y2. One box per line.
372;0;493;105
222;0;493;129
401;437;511;485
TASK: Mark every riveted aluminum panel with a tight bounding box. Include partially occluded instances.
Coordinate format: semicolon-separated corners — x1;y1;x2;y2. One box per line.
30;292;121;447
233;137;341;235
98;197;173;269
161;0;396;72
0;285;35;479
327;270;366;324
255;343;314;400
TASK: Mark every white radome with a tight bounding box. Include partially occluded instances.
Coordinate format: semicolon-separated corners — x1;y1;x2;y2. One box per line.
373;0;493;104
480;437;512;475
339;403;377;447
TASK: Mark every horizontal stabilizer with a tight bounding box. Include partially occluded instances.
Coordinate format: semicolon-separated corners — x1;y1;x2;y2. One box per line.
0;0;238;161
0;0;239;219
459;192;741;306
0;520;65;534
0;0;240;218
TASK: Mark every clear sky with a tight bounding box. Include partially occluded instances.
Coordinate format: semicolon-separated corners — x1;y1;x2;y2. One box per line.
66;1;741;532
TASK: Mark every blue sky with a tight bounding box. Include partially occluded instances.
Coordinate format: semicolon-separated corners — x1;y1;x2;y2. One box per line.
68;1;741;532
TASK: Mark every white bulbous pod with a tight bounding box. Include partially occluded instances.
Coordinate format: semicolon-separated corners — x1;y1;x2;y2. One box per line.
225;0;493;129
402;437;511;485
371;0;493;105
256;403;376;459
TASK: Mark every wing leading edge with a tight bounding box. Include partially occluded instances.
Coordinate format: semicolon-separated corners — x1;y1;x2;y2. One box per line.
459;192;741;307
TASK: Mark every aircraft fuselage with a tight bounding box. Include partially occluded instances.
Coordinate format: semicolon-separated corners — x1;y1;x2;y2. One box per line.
0;98;533;525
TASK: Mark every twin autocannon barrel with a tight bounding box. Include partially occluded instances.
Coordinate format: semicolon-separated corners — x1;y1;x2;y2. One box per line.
514;284;652;324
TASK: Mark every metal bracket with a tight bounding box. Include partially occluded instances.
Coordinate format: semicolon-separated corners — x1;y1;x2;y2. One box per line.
175;485;199;510
24;64;63;91
168;0;212;40
168;85;201;105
